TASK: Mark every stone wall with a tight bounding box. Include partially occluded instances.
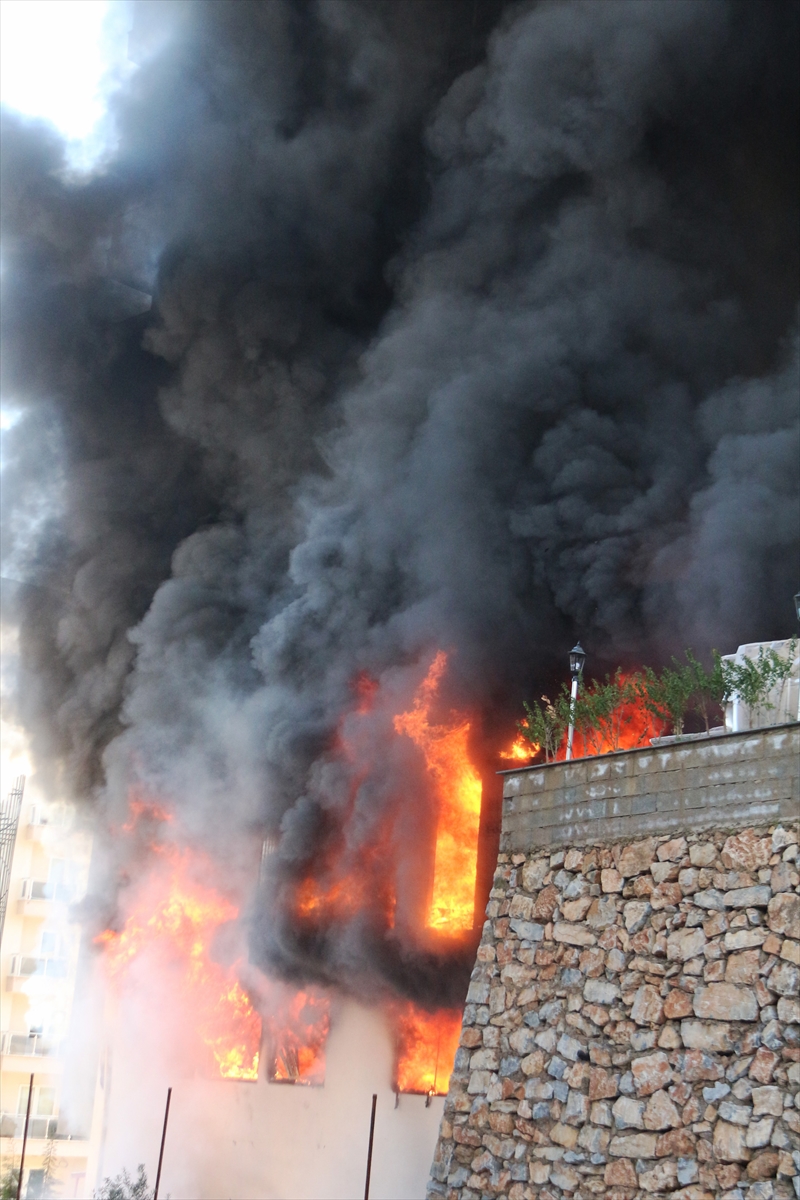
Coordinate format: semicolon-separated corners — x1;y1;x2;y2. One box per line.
428;728;800;1200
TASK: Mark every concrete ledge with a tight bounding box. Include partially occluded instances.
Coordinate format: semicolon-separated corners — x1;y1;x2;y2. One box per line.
499;723;800;852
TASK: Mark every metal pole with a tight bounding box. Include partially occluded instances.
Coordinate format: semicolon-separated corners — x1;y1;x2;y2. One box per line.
363;1093;377;1200
566;675;579;760
153;1086;172;1200
16;1073;34;1200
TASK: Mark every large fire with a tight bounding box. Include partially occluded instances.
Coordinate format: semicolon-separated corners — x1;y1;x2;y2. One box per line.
101;650;485;1099
96;848;262;1081
560;675;663;758
394;651;483;933
392;1003;462;1096
501;673;664;764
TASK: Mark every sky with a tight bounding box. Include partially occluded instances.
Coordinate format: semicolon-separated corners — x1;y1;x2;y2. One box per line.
0;0;130;163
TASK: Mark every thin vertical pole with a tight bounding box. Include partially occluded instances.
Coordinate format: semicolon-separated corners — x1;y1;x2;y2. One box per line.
566;676;579;760
363;1093;377;1200
153;1086;172;1200
16;1073;34;1200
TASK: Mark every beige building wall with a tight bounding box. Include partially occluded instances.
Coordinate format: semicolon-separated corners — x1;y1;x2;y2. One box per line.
0;786;93;1199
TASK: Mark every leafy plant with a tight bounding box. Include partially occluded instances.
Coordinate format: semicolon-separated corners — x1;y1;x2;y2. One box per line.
637;661;696;737
721;639;798;727
93;1166;153;1200
683;649;727;732
573;670;651;753
517;694;569;762
0;1166;20;1200
41;1134;62;1197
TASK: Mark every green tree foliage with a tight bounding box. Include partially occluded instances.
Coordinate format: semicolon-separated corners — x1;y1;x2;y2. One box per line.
93;1166;153;1200
637;662;696;737
41;1134;62;1197
573;671;651;753
517;694;569;762
722;639;797;727
683;649;726;732
0;1166;20;1200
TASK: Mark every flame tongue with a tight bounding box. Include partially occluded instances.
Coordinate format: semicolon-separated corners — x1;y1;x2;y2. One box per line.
394;651;482;934
96;848;261;1081
392;1003;462;1095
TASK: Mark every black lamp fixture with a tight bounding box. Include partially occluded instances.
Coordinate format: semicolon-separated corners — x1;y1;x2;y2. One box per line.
569;642;586;679
794;593;800;625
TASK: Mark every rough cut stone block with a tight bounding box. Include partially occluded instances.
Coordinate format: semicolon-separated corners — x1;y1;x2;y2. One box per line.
767;891;800;935
721;829;772;870
612;1096;645;1128
608;1132;657;1158
631;1052;671;1096
777;995;800;1023
667;927;707;961
692;984;758;1021
584;978;620;1005
751;1087;783;1117
553;922;596;946
724;928;767;951
680;1021;732;1052
712;1120;750;1162
618;838;657;876
723;885;771;908
643;1089;681;1130
631;985;664;1026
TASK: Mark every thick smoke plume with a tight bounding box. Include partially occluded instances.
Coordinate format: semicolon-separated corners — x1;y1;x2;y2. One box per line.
1;0;798;1006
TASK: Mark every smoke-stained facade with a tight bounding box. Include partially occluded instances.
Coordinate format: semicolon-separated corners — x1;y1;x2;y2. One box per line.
1;0;798;1007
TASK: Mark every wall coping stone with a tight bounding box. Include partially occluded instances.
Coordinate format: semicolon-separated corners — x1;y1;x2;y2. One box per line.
496;720;799;775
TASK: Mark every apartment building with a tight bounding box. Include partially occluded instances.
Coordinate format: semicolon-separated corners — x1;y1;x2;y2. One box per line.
1;780;92;1199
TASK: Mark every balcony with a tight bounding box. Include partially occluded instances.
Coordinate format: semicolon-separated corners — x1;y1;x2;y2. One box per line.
6;956;68;991
16;879;74;917
0;1113;59;1140
1;1032;58;1058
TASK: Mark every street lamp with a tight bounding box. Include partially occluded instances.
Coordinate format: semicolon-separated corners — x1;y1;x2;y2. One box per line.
566;642;586;761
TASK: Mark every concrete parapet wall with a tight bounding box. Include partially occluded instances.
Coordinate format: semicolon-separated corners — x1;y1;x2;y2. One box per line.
501;726;800;853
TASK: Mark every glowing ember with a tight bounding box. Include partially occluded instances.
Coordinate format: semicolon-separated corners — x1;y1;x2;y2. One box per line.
394;652;482;933
265;991;330;1086
96;849;261;1081
393;1003;462;1095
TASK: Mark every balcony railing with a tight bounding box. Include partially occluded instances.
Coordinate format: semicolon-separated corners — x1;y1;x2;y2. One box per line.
1;1032;56;1057
0;1114;58;1140
20;879;73;903
7;956;68;979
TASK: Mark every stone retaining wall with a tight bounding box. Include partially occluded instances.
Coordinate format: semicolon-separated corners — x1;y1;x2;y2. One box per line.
428;785;800;1200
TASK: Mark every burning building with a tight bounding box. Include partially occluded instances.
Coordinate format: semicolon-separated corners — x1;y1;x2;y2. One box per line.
1;0;798;1195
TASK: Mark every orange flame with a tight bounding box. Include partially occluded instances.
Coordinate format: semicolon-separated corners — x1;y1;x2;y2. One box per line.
265;990;330;1086
499;735;538;761
560;672;664;758
392;1003;462;1095
394;652;482;933
96;849;261;1081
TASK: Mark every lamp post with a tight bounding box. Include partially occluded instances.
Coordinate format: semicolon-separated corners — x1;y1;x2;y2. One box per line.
565;643;586;761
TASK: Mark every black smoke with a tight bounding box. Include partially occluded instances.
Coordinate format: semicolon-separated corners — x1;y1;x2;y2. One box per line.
1;0;798;1005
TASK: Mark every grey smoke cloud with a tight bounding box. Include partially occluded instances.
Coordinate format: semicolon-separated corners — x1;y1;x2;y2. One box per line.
1;0;798;1004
